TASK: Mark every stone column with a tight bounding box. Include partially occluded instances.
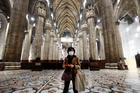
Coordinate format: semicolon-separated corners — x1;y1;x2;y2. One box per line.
0;14;8;61
76;39;80;58
32;1;46;60
100;0;124;62
73;40;78;56
78;32;84;60
3;0;29;62
41;20;52;61
55;43;59;60
115;22;124;58
134;0;140;22
53;38;57;60
58;45;62;60
81;23;89;60
48;31;54;60
87;37;90;59
21;24;33;62
86;7;98;60
96;28;105;60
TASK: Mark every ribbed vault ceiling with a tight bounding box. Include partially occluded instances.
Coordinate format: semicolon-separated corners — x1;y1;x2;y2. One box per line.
53;0;81;37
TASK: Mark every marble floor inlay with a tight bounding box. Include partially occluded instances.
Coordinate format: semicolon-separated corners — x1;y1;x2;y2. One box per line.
0;69;140;93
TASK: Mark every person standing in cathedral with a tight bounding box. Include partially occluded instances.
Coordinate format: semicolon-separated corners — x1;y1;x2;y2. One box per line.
62;47;80;93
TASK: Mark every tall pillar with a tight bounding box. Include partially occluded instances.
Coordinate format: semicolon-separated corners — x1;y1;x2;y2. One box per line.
41;20;52;60
48;31;54;60
134;0;140;22
78;32;84;60
58;46;61;60
100;0;124;63
55;43;59;60
3;0;29;62
96;28;105;60
32;1;46;60
87;37;90;59
53;38;57;60
115;22;124;58
0;14;8;61
21;24;33;62
81;23;89;60
76;39;80;58
86;7;98;60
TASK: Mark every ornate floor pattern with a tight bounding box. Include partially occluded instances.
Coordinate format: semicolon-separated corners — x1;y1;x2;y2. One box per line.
0;69;140;93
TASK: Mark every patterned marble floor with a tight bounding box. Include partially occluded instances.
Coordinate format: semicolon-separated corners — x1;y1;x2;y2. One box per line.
0;68;140;93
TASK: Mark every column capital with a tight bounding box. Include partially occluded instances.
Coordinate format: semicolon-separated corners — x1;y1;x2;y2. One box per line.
35;1;47;18
50;31;55;37
45;19;52;30
81;23;88;31
86;7;95;20
54;38;57;42
78;31;83;38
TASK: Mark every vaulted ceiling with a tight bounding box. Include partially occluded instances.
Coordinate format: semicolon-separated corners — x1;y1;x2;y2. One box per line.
0;0;139;36
53;0;81;37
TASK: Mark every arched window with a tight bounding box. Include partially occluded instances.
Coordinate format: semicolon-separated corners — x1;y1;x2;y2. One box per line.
62;30;71;37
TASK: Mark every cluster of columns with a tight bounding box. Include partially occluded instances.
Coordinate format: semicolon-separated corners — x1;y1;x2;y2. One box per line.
31;1;47;60
0;0;63;62
3;0;29;62
86;7;98;60
22;19;62;61
47;31;62;61
74;0;124;63
0;0;125;64
73;21;105;61
99;0;124;63
21;1;63;62
73;23;89;61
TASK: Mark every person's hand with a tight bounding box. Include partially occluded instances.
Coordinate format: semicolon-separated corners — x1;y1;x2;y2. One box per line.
65;64;70;67
70;64;74;68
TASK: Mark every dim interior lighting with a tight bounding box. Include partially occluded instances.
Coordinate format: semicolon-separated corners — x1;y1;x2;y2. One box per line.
75;29;78;33
61;37;73;42
31;17;35;22
83;0;87;8
56;29;58;33
97;19;101;23
80;14;82;20
33;23;36;27
46;0;50;7
51;13;53;19
24;30;28;33
135;16;139;22
77;23;79;27
95;25;100;29
54;22;56;26
117;0;120;5
7;16;10;19
58;34;60;37
26;14;29;20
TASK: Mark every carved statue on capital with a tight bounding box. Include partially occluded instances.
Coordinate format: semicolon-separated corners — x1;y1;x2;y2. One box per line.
81;23;88;33
34;1;47;18
45;19;52;30
86;6;95;19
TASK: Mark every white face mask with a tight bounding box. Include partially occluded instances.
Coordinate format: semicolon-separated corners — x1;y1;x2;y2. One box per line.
69;51;74;56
